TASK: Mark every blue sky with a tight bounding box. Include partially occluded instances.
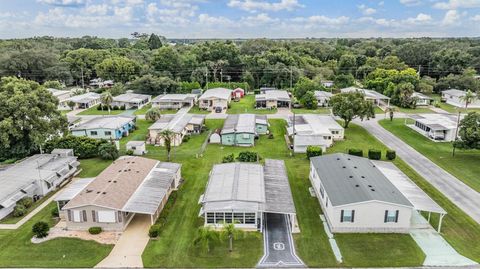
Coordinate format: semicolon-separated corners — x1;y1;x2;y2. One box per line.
1;0;480;38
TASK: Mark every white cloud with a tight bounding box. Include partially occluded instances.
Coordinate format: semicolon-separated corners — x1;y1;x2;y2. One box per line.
358;4;377;15
228;0;304;12
36;0;85;6
471;14;480;21
442;9;460;25
242;13;279;25
434;0;480;9
292;15;350;26
198;14;234;25
404;13;433;24
399;0;422;6
146;2;197;25
85;4;109;15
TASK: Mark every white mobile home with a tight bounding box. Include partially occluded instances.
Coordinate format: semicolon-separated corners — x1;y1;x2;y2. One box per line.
309;154;446;233
151;94;197;110
65;92;101;109
126;141;147;155
341;87;391;107
255;90;291;109
408;114;459;142
148;113;205;146
199;160;298;232
412;92;433;106
0;149;78;220
287;114;344;153
441;89;480;108
198;88;232;111
314;91;333;107
112;93;152;109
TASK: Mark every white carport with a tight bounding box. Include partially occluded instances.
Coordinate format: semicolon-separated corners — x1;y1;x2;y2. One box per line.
373;161;447;232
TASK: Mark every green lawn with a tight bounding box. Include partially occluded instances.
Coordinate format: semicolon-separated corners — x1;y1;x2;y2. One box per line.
429;94;480;113
77;158;113;178
134;103;152;115
291;107;331;114
60;110;71;115
227;95;277;114
0;191;57;224
379;119;480;192
77;104;126;115
0;202;112;267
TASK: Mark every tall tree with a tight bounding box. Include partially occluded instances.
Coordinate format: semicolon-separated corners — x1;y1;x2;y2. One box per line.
193;226;219;253
454;112;480;150
148;33;163;50
101;91;113;114
157;129;175;161
145;107;162;122
221;222;244;252
0;77;67;160
330;92;375;128
95;56;141;83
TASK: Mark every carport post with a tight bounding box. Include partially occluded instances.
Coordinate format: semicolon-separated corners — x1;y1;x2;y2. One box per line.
428;212;431;222
438;213;445;233
150;214;154;225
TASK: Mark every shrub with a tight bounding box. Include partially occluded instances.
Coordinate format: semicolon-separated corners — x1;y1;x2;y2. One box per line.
121;105;126;110
368;149;382;160
182;135;190;143
236;151;260;162
99;143;119;160
88;227;102;235
386;149;396;160
32;221;49;238
13;204;27;217
18;197;34;208
112;105;119;110
268;133;274;139
126;149;134;156
51;207;59;218
44;136;112;159
222;153;235;163
306;146;323;159
348;148;363;157
149;224;161;238
97;104;103;110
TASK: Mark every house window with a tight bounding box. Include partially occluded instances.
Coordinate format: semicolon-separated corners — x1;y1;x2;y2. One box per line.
234;213;244;224
90;131;98;136
244;213;256;224
224;213;233;223
72;210;82;222
332;131;339;135
104;131;112;136
215;212;224;223
319;184;324;198
97;211;116;223
341;210;355;223
243;134;250;139
206;212;215;224
384;210;399;223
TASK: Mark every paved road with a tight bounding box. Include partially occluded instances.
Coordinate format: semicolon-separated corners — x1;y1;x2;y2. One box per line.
357;119;480;224
258;213;304;268
95;214;150;268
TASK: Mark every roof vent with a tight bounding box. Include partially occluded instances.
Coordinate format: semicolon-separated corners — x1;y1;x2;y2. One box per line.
355;184;360;187
86;189;93;193
128;169;131;171
336;158;340;160
342;166;346;168
97;191;101;194
347;158;351;160
349;176;353;179
368;185;372;187
371;189;375;192
108;180;111;183
118;170;122;172
361;176;365;179
102;192;107;194
113;180;117;183
124;170;128;172
354;166;357;169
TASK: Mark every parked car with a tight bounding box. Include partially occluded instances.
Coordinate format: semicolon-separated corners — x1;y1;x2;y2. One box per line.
215;107;223;113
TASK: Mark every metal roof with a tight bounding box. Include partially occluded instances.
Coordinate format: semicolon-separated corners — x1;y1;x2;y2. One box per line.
199;88;232;100
255;90;291;102
202;162;265;212
373;161;446;214
202;160;296;214
287;114;343;136
123;162;181;214
314;91;333;99
66;92;100;104
410;113;458;131
0;152;78;206
442;89;475;97
148;113;205;133
113;93;151;103
340;87;390;100
55;178;95;201
310;154;413;207
221;114;257;134
412;92;433;100
263;159;296;214
152;94;196;103
126;141;146;147
72;115;135;131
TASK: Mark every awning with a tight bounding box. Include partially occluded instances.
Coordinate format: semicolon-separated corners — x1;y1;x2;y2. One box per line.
262;159;296;214
373;161;446;214
55;178;94;201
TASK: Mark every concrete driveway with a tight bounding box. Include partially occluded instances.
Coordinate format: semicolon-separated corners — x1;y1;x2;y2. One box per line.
357;119;480;224
258;213;304;268
95;214;151;268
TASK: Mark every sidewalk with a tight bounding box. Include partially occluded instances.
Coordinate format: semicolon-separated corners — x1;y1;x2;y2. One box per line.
0;193;57;230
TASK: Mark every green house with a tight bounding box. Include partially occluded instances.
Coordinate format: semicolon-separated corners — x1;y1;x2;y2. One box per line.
221;114;268;146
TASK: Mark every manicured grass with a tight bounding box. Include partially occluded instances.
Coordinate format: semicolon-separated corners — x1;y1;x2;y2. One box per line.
60;110;71;115
379;119;480;192
0;202;112;267
77;105;126;115
291;107;331;114
227;95;277;114
429;94;480;113
189;106;211;114
119;119;152;154
77;158;113;178
134;103;152;115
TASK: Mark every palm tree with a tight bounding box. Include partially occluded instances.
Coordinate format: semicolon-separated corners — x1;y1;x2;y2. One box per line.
460;90;477;111
101;91;113;114
221;222;243;252
145;107;162;122
385;106;397;121
157;129;175;161
193;226;219;253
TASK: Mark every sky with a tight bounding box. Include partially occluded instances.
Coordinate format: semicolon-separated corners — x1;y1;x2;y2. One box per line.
1;0;480;38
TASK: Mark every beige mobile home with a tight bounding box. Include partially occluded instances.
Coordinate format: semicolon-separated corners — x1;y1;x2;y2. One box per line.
148;113;205;146
198;88;232;111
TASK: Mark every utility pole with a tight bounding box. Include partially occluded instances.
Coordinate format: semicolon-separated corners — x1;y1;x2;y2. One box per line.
205;69;209;90
452;110;461;157
290;66;293;90
81;67;85;89
292;112;296;156
220;69;223;83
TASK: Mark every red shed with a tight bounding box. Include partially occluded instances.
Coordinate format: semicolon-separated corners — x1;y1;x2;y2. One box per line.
232;88;245;98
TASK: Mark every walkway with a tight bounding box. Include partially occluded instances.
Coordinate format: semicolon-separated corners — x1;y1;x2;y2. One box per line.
95;214;150;268
357;119;480;224
258;213;304;268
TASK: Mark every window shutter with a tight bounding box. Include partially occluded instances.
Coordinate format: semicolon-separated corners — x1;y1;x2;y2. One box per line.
92;211;96;222
117;212;123;223
67;210;72;221
340;210;344;223
384;210;388;223
395;210;399;223
82;210;87;222
351;210;355;223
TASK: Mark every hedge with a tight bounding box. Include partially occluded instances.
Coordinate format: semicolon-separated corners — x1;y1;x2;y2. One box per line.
386;149;396;160
368;149;382;160
32;221;49;238
306;146;323;159
222;153;235;163
149;224;161;238
88;227;102;235
236;151;260;162
348;148;363;157
44;135;116;159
